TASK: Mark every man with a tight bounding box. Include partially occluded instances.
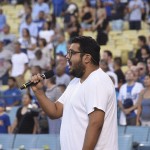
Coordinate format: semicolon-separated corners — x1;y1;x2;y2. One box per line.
118;69;143;126
2;77;22;107
128;0;144;30
31;36;118;150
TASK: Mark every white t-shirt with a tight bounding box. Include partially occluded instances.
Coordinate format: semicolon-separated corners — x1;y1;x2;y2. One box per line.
39;30;55;43
58;68;118;150
118;82;144;125
11;53;29;77
128;0;144;21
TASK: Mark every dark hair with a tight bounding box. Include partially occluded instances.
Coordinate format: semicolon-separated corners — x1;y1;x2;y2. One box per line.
23;28;30;37
138;35;147;44
39;38;47;47
104;50;113;58
8;77;16;82
128;58;137;66
114;57;122;67
71;36;100;66
141;45;150;54
49;76;56;84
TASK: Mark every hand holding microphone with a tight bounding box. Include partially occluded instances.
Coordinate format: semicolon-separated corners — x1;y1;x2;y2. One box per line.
20;70;54;90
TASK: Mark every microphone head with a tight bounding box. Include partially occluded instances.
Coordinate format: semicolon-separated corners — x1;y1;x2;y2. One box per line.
44;70;55;79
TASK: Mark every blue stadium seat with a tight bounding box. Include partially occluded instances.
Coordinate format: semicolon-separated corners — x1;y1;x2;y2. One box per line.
36;134;60;150
13;134;37;149
7;106;19;124
0;134;14;149
118;125;126;135
118;134;133;150
125;126;149;143
138;143;150;150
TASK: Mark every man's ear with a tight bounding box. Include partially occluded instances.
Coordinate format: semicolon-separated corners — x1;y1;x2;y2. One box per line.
84;54;92;64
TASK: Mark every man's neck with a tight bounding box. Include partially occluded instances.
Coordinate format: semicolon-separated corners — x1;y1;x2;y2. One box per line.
80;66;99;83
127;81;135;86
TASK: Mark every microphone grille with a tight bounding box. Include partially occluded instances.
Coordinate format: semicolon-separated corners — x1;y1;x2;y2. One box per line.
44;70;55;79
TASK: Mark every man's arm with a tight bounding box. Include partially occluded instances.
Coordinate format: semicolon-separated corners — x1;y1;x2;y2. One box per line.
31;74;63;119
82;108;105;150
34;90;63;119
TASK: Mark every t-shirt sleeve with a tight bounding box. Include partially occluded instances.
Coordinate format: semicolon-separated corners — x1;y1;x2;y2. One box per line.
84;81;110;114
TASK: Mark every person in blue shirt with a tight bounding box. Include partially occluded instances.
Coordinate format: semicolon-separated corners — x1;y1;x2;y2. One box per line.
2;77;22;107
0;8;6;32
0;102;11;133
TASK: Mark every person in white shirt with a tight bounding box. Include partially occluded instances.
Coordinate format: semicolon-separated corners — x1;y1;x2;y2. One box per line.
118;69;144;125
30;36;118;150
128;0;144;30
32;0;50;21
20;14;38;38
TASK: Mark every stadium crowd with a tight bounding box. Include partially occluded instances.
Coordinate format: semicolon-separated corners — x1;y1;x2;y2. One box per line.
0;0;150;136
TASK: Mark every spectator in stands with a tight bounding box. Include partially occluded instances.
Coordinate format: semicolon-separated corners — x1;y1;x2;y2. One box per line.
18;28;37;59
20;14;38;38
0;40;12;85
111;0;125;31
95;0;107;22
100;59;118;89
113;57;126;89
18;4;32;24
38;38;51;65
44;76;62;134
0;101;11;133
130;65;140;82
136;74;150;126
80;0;94;30
55;64;71;87
57;84;66;93
102;0;114;21
52;0;65;17
139;46;150;63
118;69;143;126
55;53;70;75
34;11;46;32
11;42;29;87
135;35;149;62
32;0;50;21
66;14;82;41
137;62;147;85
2;77;22;107
55;33;67;56
127;58;137;70
0;8;6;32
0;24;16;46
29;49;50;71
102;50;114;72
61;0;78;29
147;57;150;74
39;21;55;43
11;93;38;134
92;12;109;45
128;0;144;30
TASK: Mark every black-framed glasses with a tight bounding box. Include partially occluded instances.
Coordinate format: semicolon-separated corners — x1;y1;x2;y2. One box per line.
67;49;85;58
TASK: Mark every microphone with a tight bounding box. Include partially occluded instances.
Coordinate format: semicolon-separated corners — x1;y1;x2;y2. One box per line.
20;70;54;90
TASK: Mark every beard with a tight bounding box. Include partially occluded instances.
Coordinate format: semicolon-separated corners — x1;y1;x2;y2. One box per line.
69;60;86;78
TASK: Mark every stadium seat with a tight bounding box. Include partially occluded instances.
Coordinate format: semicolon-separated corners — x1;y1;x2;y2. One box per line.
36;134;61;150
138;143;150;150
118;125;126;135
13;134;37;149
118;134;133;150
7;106;19;124
0;134;14;149
125;126;149;143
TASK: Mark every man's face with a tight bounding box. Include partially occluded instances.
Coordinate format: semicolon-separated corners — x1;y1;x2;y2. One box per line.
66;43;86;78
102;52;108;61
125;70;134;82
